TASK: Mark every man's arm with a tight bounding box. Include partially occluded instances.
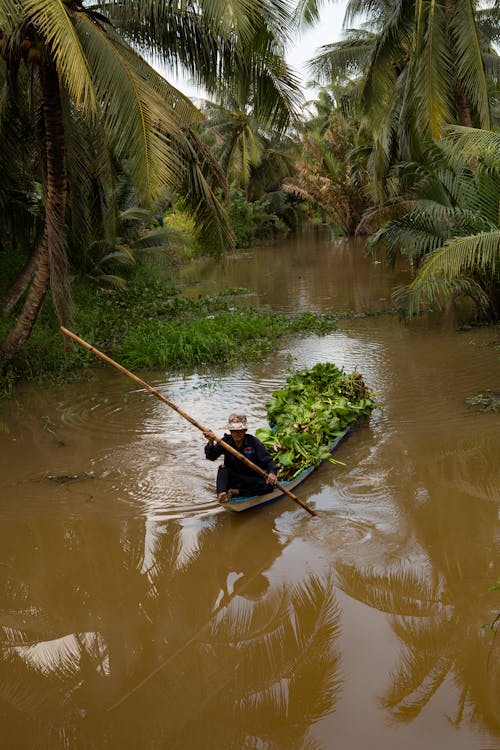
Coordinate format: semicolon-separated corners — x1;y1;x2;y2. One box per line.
204;430;224;461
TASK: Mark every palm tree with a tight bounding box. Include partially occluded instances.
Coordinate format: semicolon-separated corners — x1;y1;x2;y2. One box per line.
108;0;301;134
302;0;499;196
0;0;301;361
284;108;371;234
200;95;298;206
370;127;500;320
201;98;268;192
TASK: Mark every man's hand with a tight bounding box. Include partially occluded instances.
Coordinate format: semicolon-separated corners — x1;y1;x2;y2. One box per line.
203;430;216;443
266;472;278;486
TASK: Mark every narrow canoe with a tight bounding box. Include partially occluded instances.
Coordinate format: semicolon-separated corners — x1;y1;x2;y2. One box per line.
224;422;356;513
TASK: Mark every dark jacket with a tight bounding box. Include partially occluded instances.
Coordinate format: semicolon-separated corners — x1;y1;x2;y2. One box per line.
205;433;276;477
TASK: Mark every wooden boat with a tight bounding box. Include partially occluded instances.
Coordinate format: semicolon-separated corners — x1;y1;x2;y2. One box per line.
224;422;356;513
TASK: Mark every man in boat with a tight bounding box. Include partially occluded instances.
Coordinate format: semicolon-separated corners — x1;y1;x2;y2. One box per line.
204;413;278;504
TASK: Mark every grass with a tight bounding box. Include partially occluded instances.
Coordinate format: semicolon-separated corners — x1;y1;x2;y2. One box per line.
0;263;343;395
117;311;285;369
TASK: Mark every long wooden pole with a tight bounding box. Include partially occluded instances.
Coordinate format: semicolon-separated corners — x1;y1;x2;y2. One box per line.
60;327;317;517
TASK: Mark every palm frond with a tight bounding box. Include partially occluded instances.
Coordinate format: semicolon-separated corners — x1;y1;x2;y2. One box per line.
0;0;21;26
360;0;413;117
444;125;500;166
412;230;500;282
450;0;491;129
413;0;455;138
22;0;96;112
174;127;234;254
307;33;375;83
335;564;441;617
292;0;325;27
75;15;184;200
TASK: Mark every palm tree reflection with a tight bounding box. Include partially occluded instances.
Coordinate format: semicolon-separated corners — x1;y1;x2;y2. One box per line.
335;562;500;734
0;513;343;748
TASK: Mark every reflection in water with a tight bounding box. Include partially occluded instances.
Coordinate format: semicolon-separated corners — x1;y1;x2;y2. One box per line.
0;512;342;748
1;234;499;749
335;562;500;734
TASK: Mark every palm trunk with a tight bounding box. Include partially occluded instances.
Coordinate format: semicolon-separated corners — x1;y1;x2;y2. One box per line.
454;88;473;127
0;63;68;362
444;0;475;127
0;245;41;316
0;235;50;359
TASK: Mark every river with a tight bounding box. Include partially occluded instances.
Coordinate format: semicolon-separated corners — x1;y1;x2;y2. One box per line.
0;231;499;749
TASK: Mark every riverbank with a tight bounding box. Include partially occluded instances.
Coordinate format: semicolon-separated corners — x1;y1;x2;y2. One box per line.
0;262;352;396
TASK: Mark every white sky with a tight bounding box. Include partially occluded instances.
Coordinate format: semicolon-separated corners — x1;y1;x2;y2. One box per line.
162;1;348;99
287;1;348;89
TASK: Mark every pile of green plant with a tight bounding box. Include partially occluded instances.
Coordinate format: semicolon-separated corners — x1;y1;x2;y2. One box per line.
256;362;376;480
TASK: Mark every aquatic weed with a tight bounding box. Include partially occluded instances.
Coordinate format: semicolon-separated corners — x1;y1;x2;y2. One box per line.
256;363;376;479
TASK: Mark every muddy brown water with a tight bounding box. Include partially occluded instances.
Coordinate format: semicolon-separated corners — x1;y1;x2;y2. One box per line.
0;232;499;749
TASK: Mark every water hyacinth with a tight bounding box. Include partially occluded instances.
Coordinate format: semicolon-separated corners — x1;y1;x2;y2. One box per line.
256;363;376;479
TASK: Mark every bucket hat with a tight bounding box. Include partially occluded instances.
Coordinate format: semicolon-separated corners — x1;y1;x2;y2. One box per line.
226;413;248;431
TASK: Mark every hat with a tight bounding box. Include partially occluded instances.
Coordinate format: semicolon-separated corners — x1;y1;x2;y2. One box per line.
227;413;248;431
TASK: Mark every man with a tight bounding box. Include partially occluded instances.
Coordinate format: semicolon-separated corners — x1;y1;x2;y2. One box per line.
204;413;278;503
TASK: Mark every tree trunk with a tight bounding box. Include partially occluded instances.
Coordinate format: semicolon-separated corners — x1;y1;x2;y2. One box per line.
0;62;68;362
454;88;473;127
0;236;50;359
0;245;40;316
444;0;476;127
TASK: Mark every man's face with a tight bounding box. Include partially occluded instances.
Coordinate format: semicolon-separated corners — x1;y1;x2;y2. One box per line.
230;429;246;445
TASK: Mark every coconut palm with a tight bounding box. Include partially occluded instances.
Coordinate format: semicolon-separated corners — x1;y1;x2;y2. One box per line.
107;0;301;133
302;0;500;195
201;98;268;191
370;127;500;320
200;95;298;205
0;0;301;361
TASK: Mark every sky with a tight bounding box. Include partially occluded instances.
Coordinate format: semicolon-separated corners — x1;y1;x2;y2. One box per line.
162;1;349;100
286;1;348;89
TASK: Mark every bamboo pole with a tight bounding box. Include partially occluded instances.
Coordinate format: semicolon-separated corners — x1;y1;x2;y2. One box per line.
60;327;317;517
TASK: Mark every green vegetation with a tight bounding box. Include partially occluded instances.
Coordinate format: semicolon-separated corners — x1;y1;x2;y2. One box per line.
292;1;500;320
0;267;343;395
0;0;300;361
369;130;500;320
1;0;499;379
466;390;500;413
225;188;297;247
284;107;371;235
256;362;376;479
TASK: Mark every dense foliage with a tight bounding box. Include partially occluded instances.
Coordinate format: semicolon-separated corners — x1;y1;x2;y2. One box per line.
256;362;376;479
306;0;499;196
0;0;301;360
369;128;500;319
1;0;499;380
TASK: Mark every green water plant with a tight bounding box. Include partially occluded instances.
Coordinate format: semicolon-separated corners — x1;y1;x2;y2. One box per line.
256;362;376;479
115;310;339;370
465;390;500;413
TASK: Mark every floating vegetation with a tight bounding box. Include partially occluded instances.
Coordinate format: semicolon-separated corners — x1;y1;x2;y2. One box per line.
256;362;376;479
116;309;339;370
465;390;500;412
